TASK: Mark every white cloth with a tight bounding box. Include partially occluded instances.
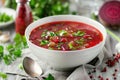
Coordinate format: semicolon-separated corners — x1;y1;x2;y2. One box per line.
0;35;120;80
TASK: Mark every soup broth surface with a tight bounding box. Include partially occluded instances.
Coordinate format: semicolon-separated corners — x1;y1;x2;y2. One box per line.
29;21;103;51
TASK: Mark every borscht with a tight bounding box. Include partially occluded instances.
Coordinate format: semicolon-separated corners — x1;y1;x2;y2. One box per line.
29;21;103;51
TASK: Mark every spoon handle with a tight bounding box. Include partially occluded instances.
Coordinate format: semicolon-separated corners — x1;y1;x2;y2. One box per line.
6;72;28;77
21;77;37;80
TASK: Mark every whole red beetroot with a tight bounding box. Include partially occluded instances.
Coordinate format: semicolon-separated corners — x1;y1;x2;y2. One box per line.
99;1;120;29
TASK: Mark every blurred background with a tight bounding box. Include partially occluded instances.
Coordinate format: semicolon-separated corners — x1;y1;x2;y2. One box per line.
0;0;120;38
0;0;108;18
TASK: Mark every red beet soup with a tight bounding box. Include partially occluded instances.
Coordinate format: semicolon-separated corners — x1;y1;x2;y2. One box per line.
29;21;103;51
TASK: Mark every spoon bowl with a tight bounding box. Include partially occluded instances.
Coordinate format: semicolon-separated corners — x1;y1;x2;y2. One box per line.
23;57;42;78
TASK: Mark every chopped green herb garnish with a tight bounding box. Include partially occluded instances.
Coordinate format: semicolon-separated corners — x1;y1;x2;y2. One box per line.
40;40;49;45
73;31;85;37
41;31;47;37
45;74;55;80
76;38;85;45
41;31;57;37
68;42;73;49
0;72;7;79
47;31;56;37
57;43;63;49
59;30;67;36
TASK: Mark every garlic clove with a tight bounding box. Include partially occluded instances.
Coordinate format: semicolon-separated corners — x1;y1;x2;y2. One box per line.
0;33;10;43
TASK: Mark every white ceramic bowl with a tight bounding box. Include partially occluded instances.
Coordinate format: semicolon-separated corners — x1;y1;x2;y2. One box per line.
0;8;16;28
25;15;107;70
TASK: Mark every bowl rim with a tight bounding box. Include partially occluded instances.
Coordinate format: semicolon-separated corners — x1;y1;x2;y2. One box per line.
25;15;107;53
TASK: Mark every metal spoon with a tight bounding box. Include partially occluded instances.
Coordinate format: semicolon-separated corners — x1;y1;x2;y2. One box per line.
23;57;43;80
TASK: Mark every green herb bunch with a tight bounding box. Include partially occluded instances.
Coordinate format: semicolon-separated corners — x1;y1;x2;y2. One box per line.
30;0;69;19
5;0;70;20
4;0;17;9
0;13;13;23
0;34;28;65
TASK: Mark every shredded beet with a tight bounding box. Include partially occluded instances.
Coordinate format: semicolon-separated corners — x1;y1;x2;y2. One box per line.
99;1;120;28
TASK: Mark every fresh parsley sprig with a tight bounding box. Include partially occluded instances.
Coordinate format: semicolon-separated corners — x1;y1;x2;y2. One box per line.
0;34;28;65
